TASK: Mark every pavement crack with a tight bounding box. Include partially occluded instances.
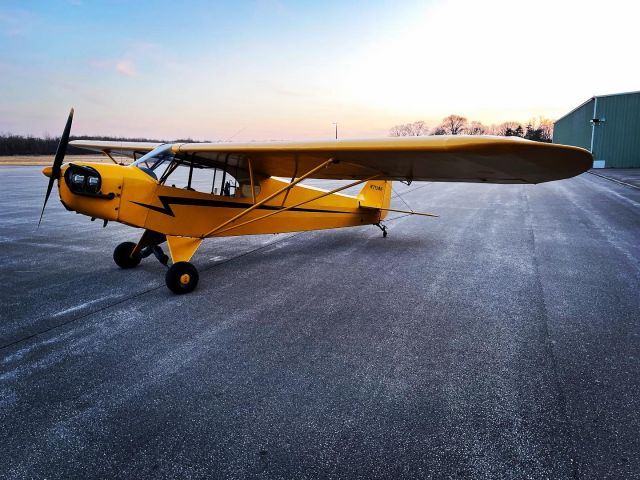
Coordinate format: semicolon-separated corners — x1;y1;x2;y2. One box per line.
522;186;580;479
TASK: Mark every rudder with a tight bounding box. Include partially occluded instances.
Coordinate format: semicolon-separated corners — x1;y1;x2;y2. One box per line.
358;180;391;219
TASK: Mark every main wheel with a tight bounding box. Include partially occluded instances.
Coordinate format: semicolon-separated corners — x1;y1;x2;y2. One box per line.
166;261;199;294
113;241;141;269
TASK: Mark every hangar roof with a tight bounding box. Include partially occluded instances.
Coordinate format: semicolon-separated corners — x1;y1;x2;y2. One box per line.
555;90;640;123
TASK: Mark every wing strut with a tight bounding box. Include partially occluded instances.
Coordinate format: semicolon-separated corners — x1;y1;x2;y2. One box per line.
202;157;336;238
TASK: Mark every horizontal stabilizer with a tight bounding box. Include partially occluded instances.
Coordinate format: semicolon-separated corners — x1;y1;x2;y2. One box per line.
363;206;438;218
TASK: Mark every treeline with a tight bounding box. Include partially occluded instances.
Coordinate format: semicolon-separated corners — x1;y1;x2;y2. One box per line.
390;115;554;142
0;134;205;155
2;116;555;155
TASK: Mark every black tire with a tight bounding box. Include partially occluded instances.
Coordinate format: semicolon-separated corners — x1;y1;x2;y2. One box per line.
165;261;199;294
113;241;141;269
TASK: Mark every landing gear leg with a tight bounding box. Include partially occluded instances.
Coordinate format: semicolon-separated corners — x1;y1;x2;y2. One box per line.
115;230;167;269
375;222;388;238
130;229;168;266
164;236;204;294
139;245;169;266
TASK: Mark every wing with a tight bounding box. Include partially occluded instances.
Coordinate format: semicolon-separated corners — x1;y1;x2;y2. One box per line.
70;140;161;160
70;136;592;184
178;136;591;184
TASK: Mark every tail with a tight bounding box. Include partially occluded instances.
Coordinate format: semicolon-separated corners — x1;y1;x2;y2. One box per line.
357;180;392;220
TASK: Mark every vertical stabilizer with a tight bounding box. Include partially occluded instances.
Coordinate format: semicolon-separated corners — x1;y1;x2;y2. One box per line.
357;180;392;219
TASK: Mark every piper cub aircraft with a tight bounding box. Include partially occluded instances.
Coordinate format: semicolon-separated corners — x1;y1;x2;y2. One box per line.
40;109;591;294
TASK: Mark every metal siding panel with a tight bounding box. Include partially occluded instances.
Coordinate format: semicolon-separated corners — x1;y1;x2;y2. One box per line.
553;99;593;150
594;92;640;168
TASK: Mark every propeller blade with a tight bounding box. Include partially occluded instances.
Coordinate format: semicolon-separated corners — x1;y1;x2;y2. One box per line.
38;108;74;226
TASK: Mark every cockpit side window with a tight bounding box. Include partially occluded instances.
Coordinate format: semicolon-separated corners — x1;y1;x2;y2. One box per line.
133;147;250;197
158;159;239;196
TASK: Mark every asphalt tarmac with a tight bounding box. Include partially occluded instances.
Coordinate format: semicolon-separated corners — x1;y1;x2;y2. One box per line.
1;166;639;479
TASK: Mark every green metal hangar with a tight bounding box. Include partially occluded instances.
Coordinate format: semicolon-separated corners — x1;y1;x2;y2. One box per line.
553;90;640;168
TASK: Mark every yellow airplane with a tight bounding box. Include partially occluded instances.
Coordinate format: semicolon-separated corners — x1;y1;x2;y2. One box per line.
40;109;592;293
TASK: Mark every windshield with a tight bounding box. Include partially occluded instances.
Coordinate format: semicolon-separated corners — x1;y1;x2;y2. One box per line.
132;144;174;180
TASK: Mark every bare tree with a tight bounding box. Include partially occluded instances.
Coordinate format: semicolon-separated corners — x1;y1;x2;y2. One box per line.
389;125;406;137
521;117;554;142
438;115;467;135
466;121;486;135
536;117;554;142
496;121;522;136
484;124;502;135
389;121;429;137
409;121;428;136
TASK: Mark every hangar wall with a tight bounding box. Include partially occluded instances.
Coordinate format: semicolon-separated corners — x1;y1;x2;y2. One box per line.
553;91;640;168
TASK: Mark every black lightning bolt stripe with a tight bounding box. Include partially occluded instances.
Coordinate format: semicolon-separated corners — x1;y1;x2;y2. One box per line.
131;196;354;217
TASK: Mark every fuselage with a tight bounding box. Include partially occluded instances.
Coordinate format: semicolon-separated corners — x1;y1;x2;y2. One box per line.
46;162;390;238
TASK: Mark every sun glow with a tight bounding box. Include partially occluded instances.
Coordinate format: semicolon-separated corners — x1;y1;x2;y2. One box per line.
342;0;640;127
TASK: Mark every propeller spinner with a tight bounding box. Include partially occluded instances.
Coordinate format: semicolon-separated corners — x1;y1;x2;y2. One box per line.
39;108;74;226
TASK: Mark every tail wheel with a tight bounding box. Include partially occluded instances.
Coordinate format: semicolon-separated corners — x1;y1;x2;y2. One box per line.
166;261;199;294
113;241;141;269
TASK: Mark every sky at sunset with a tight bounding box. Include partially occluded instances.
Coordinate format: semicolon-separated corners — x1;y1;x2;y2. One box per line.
1;0;638;141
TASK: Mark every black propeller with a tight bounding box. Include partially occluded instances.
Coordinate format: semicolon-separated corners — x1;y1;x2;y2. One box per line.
39;108;74;226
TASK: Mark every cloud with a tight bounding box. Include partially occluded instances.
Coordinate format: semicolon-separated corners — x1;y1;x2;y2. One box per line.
115;60;136;77
90;58;137;77
88;42;162;77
